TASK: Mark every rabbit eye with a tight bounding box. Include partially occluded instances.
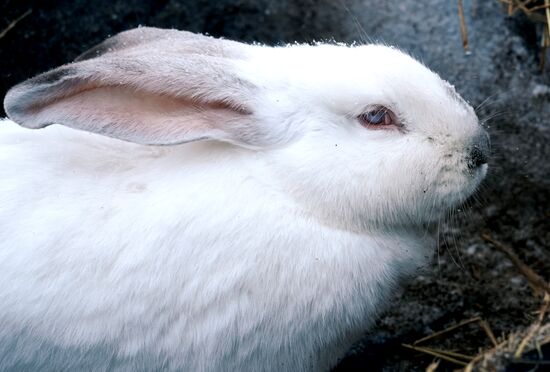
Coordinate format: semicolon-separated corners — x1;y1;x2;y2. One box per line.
358;107;396;129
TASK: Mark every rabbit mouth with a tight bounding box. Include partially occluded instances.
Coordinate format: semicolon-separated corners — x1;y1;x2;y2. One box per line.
429;164;488;219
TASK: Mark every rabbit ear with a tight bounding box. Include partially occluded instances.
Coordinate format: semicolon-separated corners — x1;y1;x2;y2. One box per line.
3;27;263;146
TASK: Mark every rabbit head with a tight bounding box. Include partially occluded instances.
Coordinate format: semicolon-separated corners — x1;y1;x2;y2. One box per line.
4;27;488;233
242;44;490;231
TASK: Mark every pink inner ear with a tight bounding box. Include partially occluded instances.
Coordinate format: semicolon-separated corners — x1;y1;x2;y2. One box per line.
22;86;249;145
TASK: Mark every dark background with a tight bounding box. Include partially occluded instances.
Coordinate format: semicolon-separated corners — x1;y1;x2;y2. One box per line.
1;0;549;370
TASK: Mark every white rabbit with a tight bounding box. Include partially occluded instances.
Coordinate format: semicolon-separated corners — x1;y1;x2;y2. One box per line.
0;27;488;371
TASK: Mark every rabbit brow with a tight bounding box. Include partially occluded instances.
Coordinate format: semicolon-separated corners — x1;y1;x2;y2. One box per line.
3;27;267;147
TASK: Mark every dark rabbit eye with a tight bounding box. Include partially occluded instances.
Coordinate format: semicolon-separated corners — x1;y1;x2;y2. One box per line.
358;107;396;129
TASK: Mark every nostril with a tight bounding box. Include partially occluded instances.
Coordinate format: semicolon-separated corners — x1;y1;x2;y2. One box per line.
468;146;487;169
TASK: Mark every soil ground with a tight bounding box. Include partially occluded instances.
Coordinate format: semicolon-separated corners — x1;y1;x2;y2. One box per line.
1;0;549;370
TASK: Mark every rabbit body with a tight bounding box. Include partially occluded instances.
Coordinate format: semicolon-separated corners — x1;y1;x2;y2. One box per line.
0;119;430;371
0;28;488;371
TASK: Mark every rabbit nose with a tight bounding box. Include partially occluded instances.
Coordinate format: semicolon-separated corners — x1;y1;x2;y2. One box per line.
467;131;490;169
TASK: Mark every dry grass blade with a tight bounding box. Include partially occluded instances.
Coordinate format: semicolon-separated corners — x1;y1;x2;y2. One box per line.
514;293;550;358
413;317;481;345
457;0;469;51
542;0;550;70
481;233;550;295
463;355;483;372
516;0;534;13
425;359;440;372
402;344;469;366
479;319;499;347
531;4;550;11
428;349;474;361
410;317;509;370
0;9;32;40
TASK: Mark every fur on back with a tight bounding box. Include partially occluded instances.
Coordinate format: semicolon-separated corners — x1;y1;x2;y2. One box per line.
0;119;431;371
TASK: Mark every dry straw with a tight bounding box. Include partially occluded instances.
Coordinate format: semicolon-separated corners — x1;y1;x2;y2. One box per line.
458;0;550;68
402;232;550;371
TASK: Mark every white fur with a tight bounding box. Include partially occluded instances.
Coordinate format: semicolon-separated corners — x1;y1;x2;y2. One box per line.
0;31;487;371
